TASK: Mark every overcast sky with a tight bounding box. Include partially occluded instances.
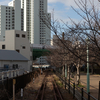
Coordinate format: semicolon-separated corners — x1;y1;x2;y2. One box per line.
0;0;100;24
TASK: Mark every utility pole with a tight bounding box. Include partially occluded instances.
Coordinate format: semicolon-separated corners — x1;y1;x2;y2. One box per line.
77;41;80;85
86;38;90;93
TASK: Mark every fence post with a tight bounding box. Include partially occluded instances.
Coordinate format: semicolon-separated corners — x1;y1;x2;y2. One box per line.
68;78;70;94
69;66;70;94
73;83;75;99
81;88;83;100
2;72;4;80
88;92;90;100
13;79;16;100
65;77;66;89
7;77;8;90
98;81;100;100
65;64;67;89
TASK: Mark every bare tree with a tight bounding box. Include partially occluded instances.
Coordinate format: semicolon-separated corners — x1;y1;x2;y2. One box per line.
40;0;100;84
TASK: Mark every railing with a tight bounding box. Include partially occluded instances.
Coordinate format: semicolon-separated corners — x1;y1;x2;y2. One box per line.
0;67;18;72
55;71;97;100
0;69;24;81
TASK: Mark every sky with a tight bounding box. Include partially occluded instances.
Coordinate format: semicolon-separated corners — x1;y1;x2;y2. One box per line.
0;0;100;25
48;0;100;24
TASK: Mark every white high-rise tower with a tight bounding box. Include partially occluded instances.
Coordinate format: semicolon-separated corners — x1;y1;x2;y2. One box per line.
20;0;51;44
0;0;23;41
8;0;51;45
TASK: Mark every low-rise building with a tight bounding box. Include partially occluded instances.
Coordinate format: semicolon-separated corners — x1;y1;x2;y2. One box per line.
0;30;32;72
0;49;28;71
0;49;29;80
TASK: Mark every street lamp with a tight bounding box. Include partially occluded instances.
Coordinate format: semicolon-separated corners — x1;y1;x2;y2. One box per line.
86;38;90;93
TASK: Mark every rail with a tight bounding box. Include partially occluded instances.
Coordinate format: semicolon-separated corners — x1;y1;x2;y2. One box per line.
35;71;64;100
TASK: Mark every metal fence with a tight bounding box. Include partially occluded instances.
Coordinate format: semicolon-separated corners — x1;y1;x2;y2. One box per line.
55;71;97;100
0;69;40;100
0;69;24;80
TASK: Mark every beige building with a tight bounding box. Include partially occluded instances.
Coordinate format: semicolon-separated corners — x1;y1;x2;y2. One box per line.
0;30;32;72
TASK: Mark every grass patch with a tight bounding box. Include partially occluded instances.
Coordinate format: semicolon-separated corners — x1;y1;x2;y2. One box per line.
70;78;72;80
56;81;63;87
72;83;85;88
54;77;59;81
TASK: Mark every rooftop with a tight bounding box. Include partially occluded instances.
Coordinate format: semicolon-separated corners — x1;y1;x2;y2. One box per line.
0;49;28;61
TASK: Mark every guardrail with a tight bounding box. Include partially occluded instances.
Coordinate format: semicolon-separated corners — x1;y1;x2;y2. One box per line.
0;69;24;81
55;71;97;100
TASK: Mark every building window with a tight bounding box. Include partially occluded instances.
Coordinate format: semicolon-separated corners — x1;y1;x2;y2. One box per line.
2;45;5;49
16;34;19;37
16;49;20;53
22;46;25;49
30;56;32;60
22;34;25;38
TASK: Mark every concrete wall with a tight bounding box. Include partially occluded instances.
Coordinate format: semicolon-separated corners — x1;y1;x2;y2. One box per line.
0;6;6;41
5;30;15;50
0;30;15;50
0;41;5;49
33;0;40;44
44;0;47;12
14;30;30;59
31;0;34;43
46;13;51;45
0;60;28;71
23;0;27;31
15;0;21;30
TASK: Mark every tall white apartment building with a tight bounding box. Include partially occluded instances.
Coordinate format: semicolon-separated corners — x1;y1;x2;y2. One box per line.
0;0;23;41
8;0;51;45
20;0;51;44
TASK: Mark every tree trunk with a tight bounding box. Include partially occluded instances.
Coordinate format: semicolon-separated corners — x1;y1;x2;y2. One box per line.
62;65;65;76
77;62;80;85
67;65;70;80
91;65;94;74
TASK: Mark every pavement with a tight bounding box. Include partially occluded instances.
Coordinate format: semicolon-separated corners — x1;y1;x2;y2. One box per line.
72;72;100;99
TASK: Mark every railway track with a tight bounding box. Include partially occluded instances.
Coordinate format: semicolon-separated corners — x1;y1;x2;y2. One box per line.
35;71;64;100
